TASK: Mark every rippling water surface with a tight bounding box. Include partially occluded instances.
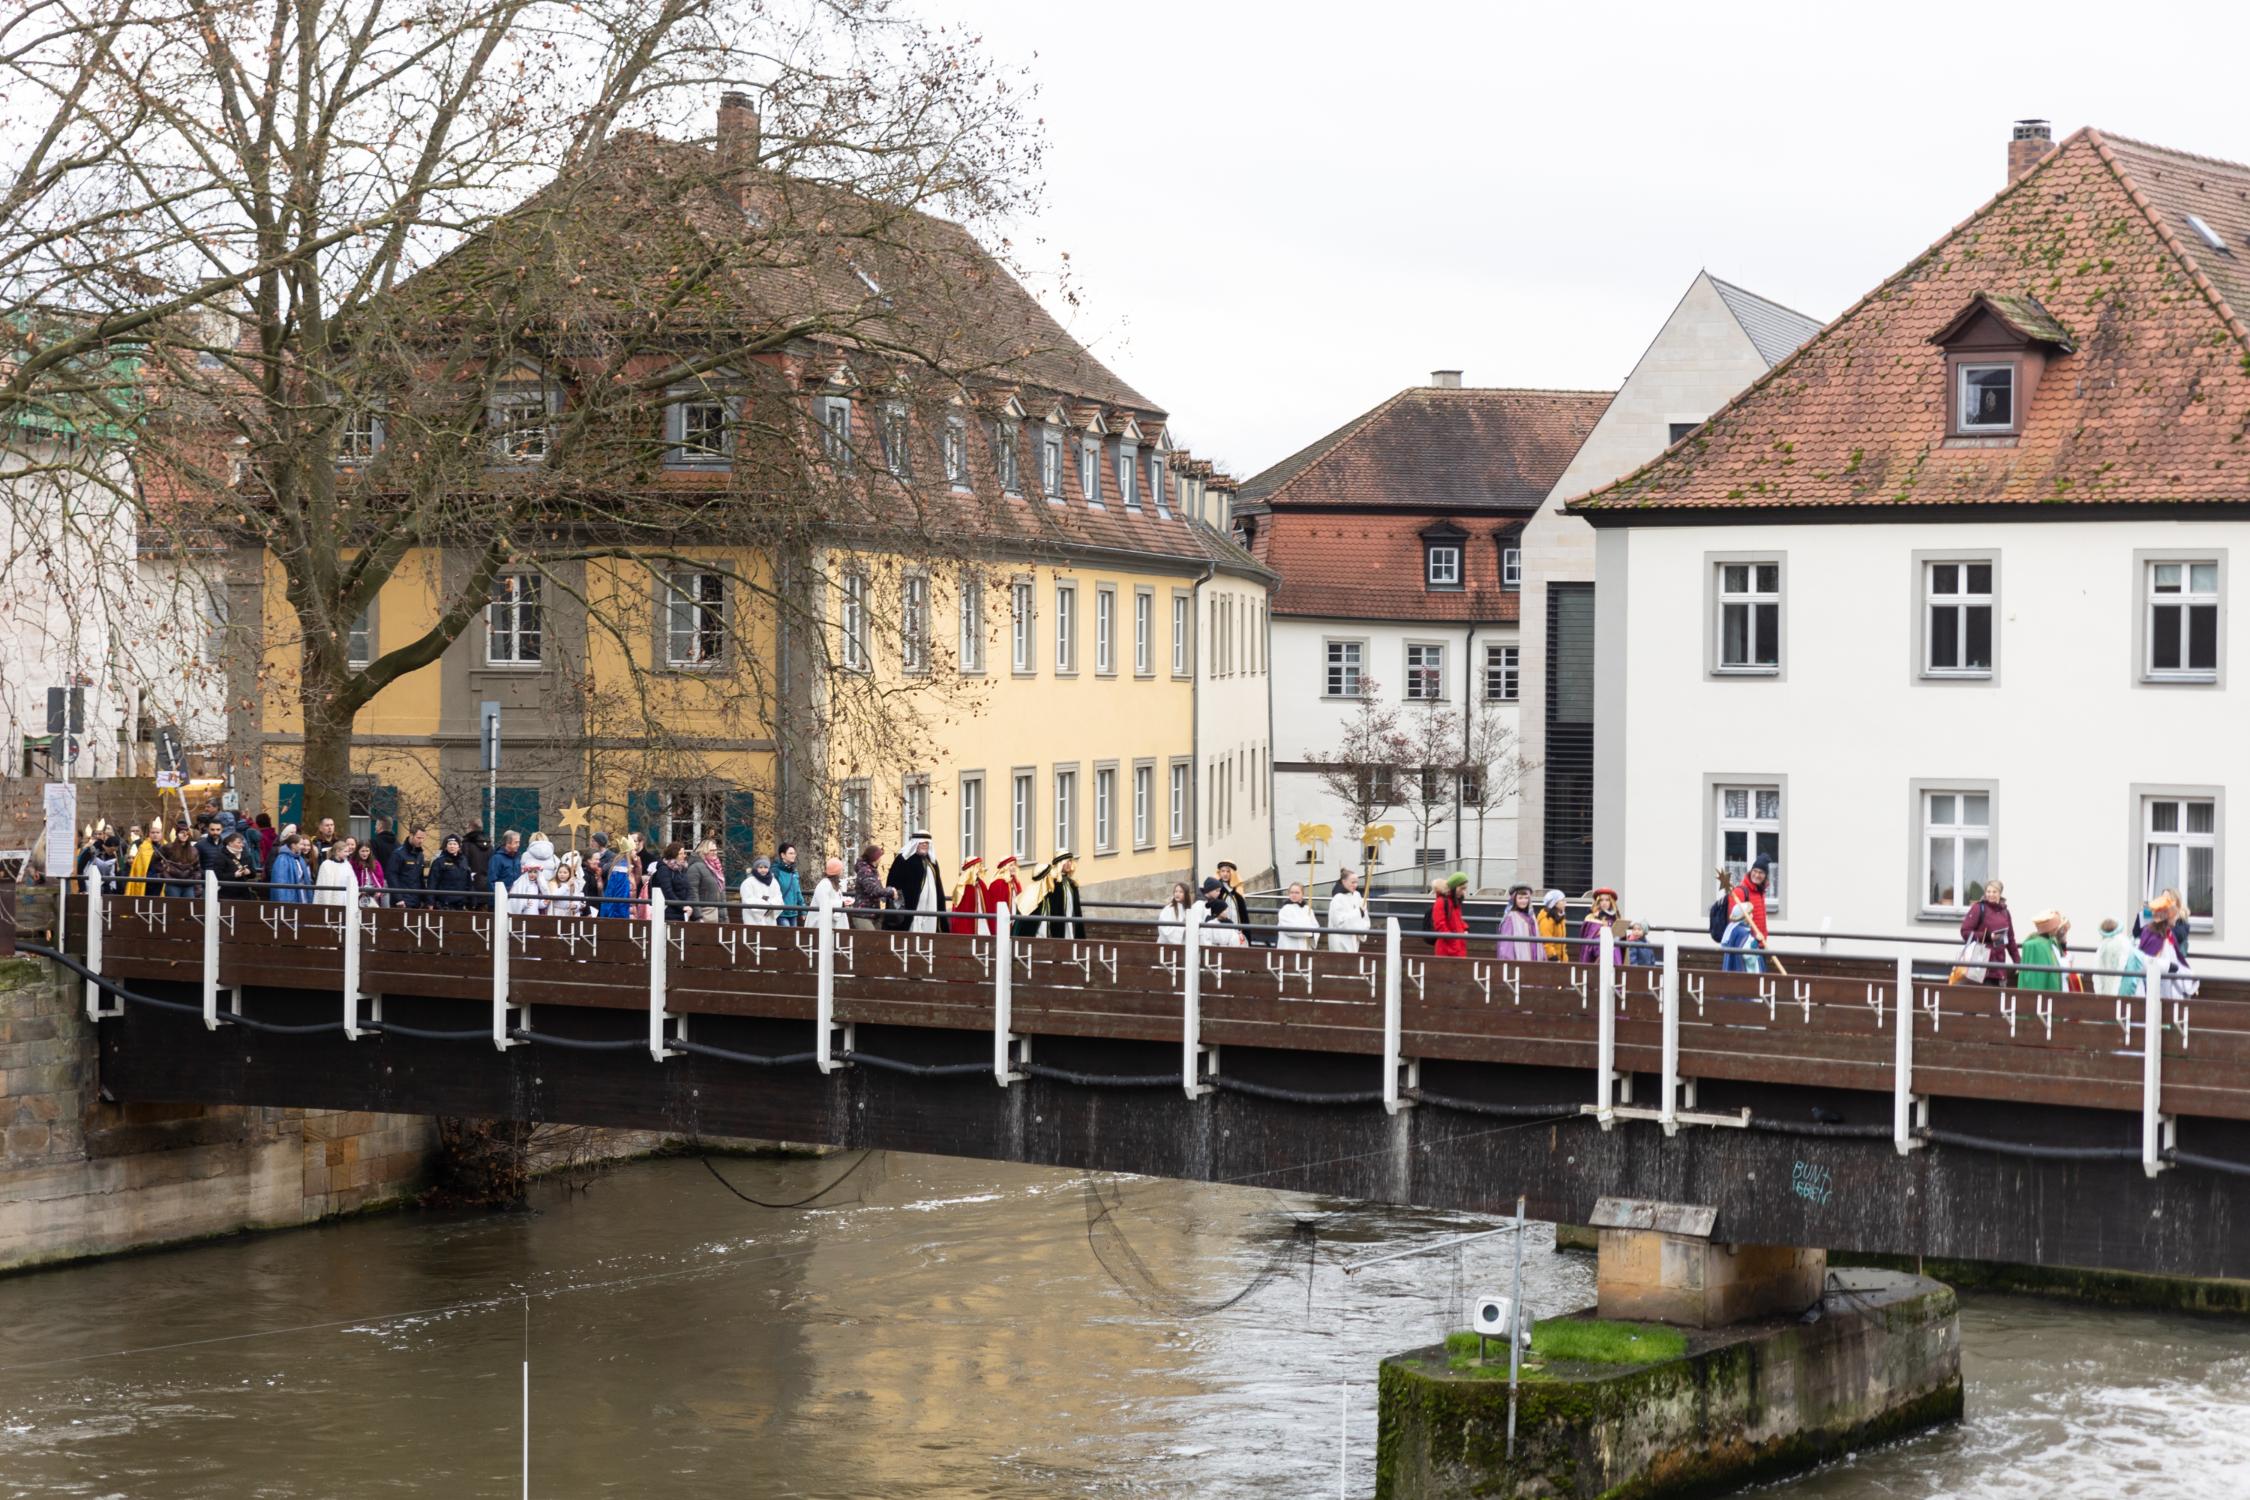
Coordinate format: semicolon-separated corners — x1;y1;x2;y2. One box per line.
0;1153;2245;1497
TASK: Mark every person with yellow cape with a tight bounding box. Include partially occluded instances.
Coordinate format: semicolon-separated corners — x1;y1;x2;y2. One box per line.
1023;852;1084;939
124;818;163;898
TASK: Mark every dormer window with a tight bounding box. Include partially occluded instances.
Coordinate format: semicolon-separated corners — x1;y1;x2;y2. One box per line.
944;415;969;488
488;383;559;466
336;409;383;467
1079;436;1101;503
1426;543;1461;587
1040;429;1063;498
1931;292;2072;442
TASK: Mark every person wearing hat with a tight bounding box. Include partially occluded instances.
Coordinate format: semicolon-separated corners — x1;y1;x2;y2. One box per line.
1957;877;2020;986
1536;889;1571;963
1211;859;1255;945
2094;916;2131;997
2134;887;2194;966
1326;866;1369;954
1429;873;1470;958
884;832;947;935
949;855;993;936
1721;900;1766;973
985;854;1025;926
1198;877;1246;948
1029;853;1083;939
1496;884;1540;963
1730;852;1776;953
2019;910;2068;993
1579;887;1623;965
2126;893;2196;1000
739;854;784;925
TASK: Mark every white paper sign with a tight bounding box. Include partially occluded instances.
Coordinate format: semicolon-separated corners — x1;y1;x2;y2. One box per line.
42;782;76;878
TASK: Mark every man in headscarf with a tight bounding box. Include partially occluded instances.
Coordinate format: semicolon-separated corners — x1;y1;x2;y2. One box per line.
1030;852;1083;939
884;831;946;934
949;855;993;936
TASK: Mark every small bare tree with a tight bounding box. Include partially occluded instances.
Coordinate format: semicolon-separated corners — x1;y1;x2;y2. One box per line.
1398;697;1460;878
1459;697;1533;891
1302;679;1407;881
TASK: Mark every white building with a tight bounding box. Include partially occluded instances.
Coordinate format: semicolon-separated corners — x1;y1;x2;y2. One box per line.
1517;272;1819;895
1191;499;1277;885
1242;377;1610;889
1574;122;2249;948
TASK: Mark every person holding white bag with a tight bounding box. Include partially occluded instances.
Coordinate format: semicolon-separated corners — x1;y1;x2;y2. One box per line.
1955;878;2019;985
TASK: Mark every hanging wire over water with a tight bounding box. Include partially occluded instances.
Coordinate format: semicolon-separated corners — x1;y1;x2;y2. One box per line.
1081;1176;1321;1318
696;1148;886;1210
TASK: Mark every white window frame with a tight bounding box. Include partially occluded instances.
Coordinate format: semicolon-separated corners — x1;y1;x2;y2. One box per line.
1169;760;1190;845
899;775;931;845
667;392;734;468
1924;559;1995;678
1040;429;1064;499
664;569;726;668
1325;638;1364;698
1918;788;1992;917
1053;768;1077;856
840;569;870;674
1118;443;1138;508
346;605;374;669
1501;544;1521;589
1149;455;1167;515
1485;642;1518;702
994;419;1022;496
1010;578;1034;674
1956;361;2016;434
943;415;969;488
839;780;872;851
958;573;986;675
2145;558;2221;682
880;401;911;478
1054;581;1078;674
959;774;984;863
1714;783;1783;910
1171;593;1189;677
1133;589;1152;676
1078;437;1099;503
337;409;383;466
901;571;931;676
1132;762;1153;850
488;385;558;466
1405;641;1446;701
485;573;542;666
1714;559;1782;675
1094;585;1116;675
818;394;854;468
1094;765;1116;854
660;789;726;852
1426;544;1462;587
1011;771;1035;865
2141;792;2219;932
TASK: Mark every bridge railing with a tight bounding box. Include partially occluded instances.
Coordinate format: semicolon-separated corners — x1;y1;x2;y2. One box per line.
59;873;2238;1178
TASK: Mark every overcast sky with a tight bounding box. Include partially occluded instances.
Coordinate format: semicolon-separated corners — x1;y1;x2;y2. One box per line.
941;0;2250;480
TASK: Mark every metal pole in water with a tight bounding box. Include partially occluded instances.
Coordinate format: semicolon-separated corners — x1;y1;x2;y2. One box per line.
1506;1193;1525;1460
521;1294;530;1500
1339;1380;1347;1498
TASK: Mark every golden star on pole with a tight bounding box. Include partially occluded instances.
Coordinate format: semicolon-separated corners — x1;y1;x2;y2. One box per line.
556;798;592;851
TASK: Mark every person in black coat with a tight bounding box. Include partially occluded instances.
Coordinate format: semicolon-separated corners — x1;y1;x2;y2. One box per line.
427;835;472;910
648;842;695;916
217;832;257;900
195;818;230;879
385;827;429;909
461;827;491;886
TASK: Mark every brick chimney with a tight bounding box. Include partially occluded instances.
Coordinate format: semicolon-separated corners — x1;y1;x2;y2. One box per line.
1429;369;1463;389
717;91;760;169
2008;119;2053;184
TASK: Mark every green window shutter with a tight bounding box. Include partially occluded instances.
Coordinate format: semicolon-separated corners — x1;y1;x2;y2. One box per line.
722;790;756;873
496;786;541;839
278;783;303;828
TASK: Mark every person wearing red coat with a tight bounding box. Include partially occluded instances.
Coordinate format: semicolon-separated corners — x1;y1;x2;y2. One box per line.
949;856;992;936
1429;873;1470;958
986;855;1026;924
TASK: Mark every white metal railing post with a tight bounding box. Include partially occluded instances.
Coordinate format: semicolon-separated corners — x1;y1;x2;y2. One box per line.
1893;952;1915;1155
1382;915;1408;1114
492;879;518;1050
1658;930;1679;1136
1182;903;1209;1098
202;871;222;1030
992;901;1020;1086
84;876;112;1021
816;902;842;1074
2144;946;2172;1177
342;891;367;1040
1596;927;1619;1125
648;888;675;1061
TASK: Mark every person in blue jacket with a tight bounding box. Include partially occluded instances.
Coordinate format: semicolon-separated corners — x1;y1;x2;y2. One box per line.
772;842;805;927
599;849;635;920
269;834;313;903
487;830;523;899
1721;900;1766;973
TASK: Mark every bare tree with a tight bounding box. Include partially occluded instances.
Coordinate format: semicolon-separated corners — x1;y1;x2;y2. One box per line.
1398;697;1460;879
0;0;1068;827
1458;696;1532;891
1302;679;1407;882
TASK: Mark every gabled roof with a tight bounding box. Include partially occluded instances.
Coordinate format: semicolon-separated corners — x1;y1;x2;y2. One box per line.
1239;386;1612;511
1251;510;1520;622
1573;128;2250;516
1708;276;1826;369
1928;291;2075;350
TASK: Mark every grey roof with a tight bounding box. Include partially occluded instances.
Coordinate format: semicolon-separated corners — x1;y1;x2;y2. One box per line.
1709;275;1824;368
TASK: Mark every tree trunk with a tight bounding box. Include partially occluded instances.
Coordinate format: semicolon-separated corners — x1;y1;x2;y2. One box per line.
299;658;355;830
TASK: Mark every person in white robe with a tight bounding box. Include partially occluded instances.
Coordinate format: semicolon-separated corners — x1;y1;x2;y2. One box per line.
1275;883;1322;951
1326;867;1370;954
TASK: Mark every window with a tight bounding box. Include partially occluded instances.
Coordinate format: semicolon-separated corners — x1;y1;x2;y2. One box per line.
1133;590;1152;675
1132;764;1153;849
1924;561;1994;676
1041;430;1064;498
1011;579;1034;673
337;410;382;465
1501;544;1521;590
1149;455;1167;514
818;394;853;467
1956;363;2014;432
1668;421;1700;445
1094;766;1116;853
665;570;725;667
1459;768;1483;804
1053;768;1077;855
486;574;542;665
2146;560;2220;680
2186;212;2228;252
959;574;986;674
959;775;983;862
1119;445;1138;507
1054;582;1077;673
901;572;930;675
840;570;869;673
1171;594;1189;676
900;776;931;842
1095;586;1115;675
1325;639;1364;697
669;395;732;467
1405;642;1445;700
944;416;969;487
489;387;554;464
1715;561;1781;672
662;790;725;851
2143;795;2217;926
1011;771;1034;864
840;780;871;850
1921;790;1991;913
1169;761;1189;844
347;607;373;669
1426;544;1462;587
1716;784;1782;905
1079;437;1099;502
1485;643;1519;701
993;420;1021;495
880;402;910;477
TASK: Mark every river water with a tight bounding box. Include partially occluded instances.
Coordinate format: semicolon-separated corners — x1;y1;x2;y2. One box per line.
1;1152;2246;1498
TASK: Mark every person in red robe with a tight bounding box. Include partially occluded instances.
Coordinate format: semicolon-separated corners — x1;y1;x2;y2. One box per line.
986;855;1027;925
1429;872;1470;958
948;856;991;936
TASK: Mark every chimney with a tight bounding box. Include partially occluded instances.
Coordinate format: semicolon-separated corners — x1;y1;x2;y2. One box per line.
1429;369;1463;389
2008;119;2053;184
717;91;761;169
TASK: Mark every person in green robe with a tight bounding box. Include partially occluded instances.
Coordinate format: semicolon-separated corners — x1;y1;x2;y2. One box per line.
2019;909;2068;992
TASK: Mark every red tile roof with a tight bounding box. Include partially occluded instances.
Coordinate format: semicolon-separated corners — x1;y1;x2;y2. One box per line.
1241;387;1611;511
1572;128;2250;516
1251;510;1522;622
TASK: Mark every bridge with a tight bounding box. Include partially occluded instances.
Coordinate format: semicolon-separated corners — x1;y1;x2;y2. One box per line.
39;880;2250;1279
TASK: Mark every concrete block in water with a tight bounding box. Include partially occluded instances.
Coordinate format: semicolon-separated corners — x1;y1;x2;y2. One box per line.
1375;1269;1961;1499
